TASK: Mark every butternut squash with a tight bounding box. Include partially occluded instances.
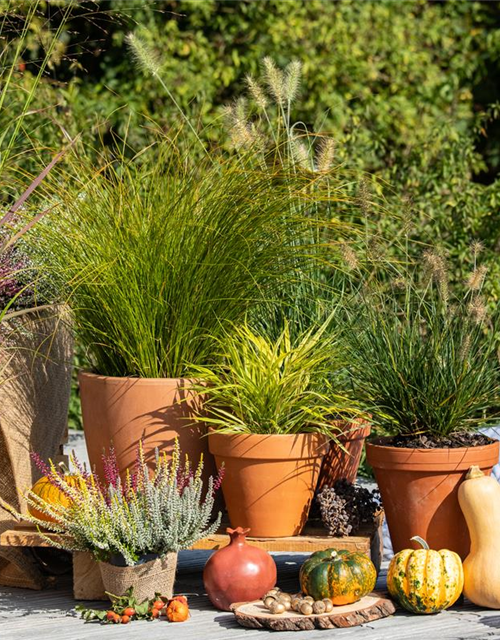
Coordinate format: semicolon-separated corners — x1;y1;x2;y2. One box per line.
458;465;500;608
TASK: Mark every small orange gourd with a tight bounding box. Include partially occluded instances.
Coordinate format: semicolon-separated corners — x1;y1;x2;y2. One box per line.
458;465;500;608
28;474;82;523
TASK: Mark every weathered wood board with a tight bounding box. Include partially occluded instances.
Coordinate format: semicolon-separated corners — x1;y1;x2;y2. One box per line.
231;592;396;631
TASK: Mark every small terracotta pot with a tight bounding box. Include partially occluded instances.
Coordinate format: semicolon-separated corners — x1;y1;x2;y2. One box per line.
317;418;371;490
209;432;329;537
79;372;216;486
203;527;277;611
366;438;500;559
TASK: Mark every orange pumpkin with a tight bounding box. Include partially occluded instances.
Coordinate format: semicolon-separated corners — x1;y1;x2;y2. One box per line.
166;599;189;622
28;475;83;523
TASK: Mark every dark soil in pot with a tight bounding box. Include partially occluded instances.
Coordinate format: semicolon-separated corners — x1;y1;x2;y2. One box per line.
388;433;494;449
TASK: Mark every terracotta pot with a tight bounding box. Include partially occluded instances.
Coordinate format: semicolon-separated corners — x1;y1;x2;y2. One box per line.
203;527;277;611
79;372;216;486
209;432;329;537
317;418;371;490
367;438;500;559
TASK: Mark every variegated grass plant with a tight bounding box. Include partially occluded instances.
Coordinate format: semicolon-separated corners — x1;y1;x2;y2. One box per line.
190;317;360;437
23;441;224;566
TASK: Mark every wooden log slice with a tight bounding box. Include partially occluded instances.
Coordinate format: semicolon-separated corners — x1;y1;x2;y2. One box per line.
231;592;395;631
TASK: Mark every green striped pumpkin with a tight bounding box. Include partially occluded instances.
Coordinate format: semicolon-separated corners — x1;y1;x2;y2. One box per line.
386;536;463;614
299;549;376;605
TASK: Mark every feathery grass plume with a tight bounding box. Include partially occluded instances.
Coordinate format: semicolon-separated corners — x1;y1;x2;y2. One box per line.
284;59;302;103
291;137;310;169
224;99;255;149
22;441;223;566
423;249;449;305
460;333;472;361
468;296;488;325
341;243;359;271
246;75;268;110
357;178;371;218
126;31;208;159
126;32;161;77
467;264;487;291
471;240;484;260
262;56;285;104
316;137;336;173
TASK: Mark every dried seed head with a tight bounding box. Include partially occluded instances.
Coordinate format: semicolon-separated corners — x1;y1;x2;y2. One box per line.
460;334;471;361
471;240;484;259
225;100;255;149
358;179;371;217
284;59;302;102
468;296;488;325
392;277;407;291
316;137;336;173
126;33;161;77
262;56;285;104
246;75;268;110
341;243;359;271
423;250;449;304
291;138;310;169
466;264;488;292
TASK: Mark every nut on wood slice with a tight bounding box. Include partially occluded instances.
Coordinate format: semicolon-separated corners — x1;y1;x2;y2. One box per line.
231;592;395;631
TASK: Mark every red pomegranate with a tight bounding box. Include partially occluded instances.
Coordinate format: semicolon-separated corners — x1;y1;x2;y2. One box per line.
203;527;277;611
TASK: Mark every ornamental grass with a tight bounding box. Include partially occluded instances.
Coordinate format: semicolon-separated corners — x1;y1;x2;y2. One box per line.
344;249;500;441
191;318;360;437
24;441;223;566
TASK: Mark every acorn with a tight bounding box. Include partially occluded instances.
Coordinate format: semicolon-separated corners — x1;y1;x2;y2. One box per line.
300;602;314;616
322;598;334;612
278;597;292;611
312;600;326;614
291;597;302;612
264;596;277;609
279;593;292;601
303;596;314;604
269;601;286;615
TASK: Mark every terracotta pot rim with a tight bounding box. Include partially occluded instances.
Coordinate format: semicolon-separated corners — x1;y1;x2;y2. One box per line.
78;370;196;385
366;436;499;471
208;430;329;460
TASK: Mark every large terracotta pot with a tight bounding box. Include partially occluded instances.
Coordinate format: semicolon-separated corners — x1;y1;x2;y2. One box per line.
367;438;500;559
79;372;216;485
209;432;329;537
317;418;371;490
203;527;277;611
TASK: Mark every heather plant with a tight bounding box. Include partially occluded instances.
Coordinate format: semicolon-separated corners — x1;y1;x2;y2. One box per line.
344;247;500;441
23;441;223;566
190;318;360;437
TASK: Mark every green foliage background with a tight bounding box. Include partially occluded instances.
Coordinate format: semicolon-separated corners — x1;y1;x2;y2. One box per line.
4;0;500;427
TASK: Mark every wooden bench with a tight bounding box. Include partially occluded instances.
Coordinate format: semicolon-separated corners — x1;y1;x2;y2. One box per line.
1;520;382;600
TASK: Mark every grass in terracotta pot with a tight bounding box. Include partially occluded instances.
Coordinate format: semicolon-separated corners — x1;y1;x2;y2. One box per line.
345;247;500;558
190;318;357;537
29;134;355;483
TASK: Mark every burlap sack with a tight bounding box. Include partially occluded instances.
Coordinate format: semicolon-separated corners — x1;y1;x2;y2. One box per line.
0;306;73;589
99;553;178;602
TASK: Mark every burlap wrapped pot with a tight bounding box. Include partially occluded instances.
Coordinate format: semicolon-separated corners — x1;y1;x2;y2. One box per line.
99;553;178;602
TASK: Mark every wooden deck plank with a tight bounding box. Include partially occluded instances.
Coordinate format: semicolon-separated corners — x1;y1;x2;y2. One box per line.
1;554;500;640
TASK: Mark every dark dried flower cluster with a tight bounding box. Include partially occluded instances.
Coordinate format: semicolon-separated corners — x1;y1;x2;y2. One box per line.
316;480;380;537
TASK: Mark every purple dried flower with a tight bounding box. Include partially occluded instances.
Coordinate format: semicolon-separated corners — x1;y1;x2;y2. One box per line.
212;464;225;496
102;446;120;490
30;450;57;479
